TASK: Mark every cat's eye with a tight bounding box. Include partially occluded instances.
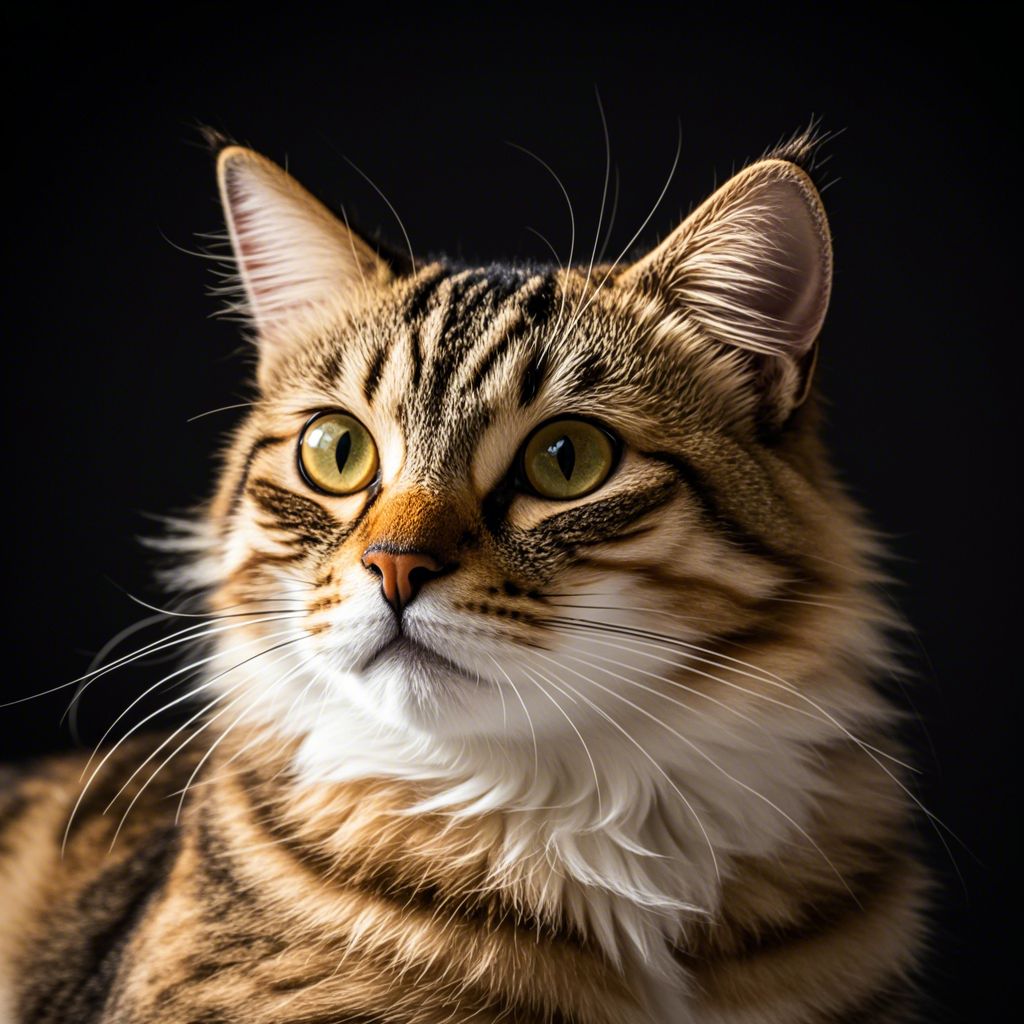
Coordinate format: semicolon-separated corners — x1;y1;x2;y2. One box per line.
298;412;379;495
521;419;617;500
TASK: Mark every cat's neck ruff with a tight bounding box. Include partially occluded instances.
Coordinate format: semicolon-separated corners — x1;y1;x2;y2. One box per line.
283;668;850;986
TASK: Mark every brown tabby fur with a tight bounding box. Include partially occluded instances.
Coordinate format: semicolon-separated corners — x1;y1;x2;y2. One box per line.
0;133;930;1022
0;726;925;1023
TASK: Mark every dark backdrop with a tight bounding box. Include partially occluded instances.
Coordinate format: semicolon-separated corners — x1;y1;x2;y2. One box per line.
2;11;1015;1020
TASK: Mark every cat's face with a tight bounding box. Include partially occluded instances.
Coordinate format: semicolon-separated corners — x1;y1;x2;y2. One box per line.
202;142;836;752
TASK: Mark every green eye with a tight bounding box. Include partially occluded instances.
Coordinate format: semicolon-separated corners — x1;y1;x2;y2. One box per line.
299;412;379;495
522;418;617;499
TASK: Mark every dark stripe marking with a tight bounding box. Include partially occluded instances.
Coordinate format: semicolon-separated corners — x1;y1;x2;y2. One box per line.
465;274;554;392
518;345;549;407
522;271;557;323
404;270;450;390
422;272;489;407
362;345;388;403
409;324;423;389
17;826;178;1024
248;478;341;547
467;316;521;391
516;477;677;558
566;350;608;395
643;450;804;573
194;805;254;908
239;767;587;953
229;435;291;519
402;267;448;322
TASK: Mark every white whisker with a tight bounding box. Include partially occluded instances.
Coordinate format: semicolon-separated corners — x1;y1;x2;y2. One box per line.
557;122;682;341
548;615;916;771
62;628;307;855
485;654;538;788
506;141;575;338
533;648;854;901
77;618;307;780
341;156;416;274
527;648;721;885
518;662;603;820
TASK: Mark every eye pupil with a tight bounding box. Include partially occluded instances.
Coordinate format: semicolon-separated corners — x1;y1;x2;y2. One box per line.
335;430;352;472
550;436;576;481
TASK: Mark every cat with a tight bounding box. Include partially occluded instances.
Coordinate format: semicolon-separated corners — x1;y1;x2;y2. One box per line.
0;129;928;1023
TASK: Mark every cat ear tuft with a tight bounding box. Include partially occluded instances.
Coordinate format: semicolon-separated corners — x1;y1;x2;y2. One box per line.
622;155;832;423
197;124;235;157
215;146;391;355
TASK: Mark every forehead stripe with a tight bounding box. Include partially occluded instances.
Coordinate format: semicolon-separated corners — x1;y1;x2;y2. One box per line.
518;344;549;407
454;273;547;393
362;344;388;404
466;272;557;391
402;265;449;321
403;267;450;389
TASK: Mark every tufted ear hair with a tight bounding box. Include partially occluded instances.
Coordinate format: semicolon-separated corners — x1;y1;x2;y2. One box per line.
621;155;832;425
215;144;392;375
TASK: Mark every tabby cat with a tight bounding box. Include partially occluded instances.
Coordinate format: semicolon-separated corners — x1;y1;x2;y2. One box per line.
0;131;929;1023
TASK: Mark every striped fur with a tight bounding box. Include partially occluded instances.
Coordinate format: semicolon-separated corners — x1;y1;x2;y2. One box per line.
0;134;929;1022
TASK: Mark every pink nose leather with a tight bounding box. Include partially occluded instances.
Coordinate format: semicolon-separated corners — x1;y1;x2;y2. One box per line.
361;549;442;612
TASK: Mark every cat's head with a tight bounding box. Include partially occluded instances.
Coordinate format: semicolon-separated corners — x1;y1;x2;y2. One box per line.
194;135;863;769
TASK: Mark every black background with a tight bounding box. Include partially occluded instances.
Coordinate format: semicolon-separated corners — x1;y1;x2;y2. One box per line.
2;11;1015;1020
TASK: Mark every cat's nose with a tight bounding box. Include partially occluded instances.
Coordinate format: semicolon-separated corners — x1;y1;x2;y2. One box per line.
361;548;444;614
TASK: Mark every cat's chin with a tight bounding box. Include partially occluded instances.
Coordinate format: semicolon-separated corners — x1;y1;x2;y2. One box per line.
344;636;519;740
361;635;480;684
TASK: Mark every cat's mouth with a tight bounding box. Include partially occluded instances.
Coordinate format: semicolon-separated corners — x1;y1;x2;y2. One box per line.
362;636;478;682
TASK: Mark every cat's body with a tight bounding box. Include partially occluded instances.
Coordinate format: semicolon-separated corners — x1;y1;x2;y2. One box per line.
0;134;928;1022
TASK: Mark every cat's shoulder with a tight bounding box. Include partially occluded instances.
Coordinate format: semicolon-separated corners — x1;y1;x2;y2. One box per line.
2;736;197;854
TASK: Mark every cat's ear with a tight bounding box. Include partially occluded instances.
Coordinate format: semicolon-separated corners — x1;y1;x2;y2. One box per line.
621;157;832;424
216;146;392;360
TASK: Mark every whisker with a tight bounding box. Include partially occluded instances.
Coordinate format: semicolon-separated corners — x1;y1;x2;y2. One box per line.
518;663;603;820
524;226;564;271
506;141;575;337
184;662;330;800
338;203;370;293
555;643;763;737
484;654;538;789
73;616;306;768
546;615;916;771
0;608;304;709
544;600;723;629
66;611;169;740
547;615;969;874
109;651;320;849
533;648;855;901
186;400;255;423
64;600;304;730
580;86;612;304
121;590;308;618
103;643;309;819
595;164;620;265
341;156;417;274
526;649;720;888
558;121;682;340
62;628;308;854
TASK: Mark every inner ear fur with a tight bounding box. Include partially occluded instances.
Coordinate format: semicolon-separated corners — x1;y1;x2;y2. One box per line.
622;158;833;424
215;145;393;376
